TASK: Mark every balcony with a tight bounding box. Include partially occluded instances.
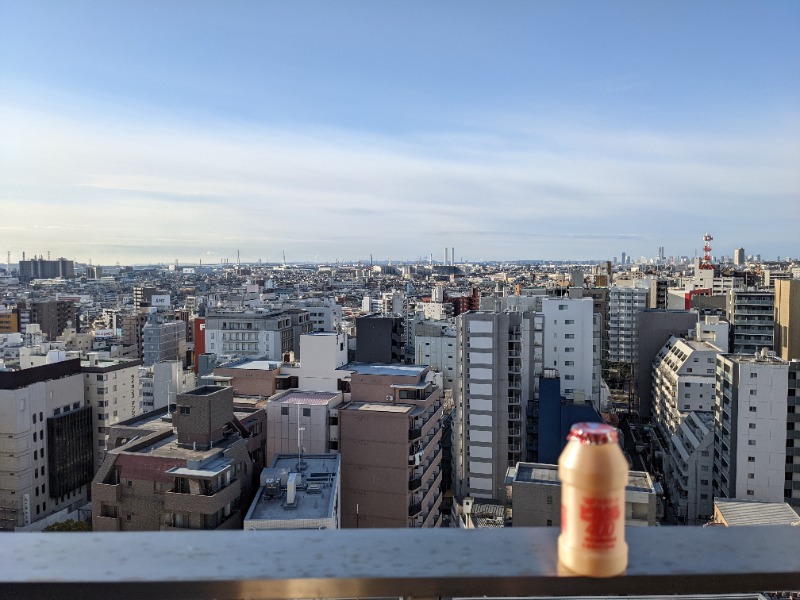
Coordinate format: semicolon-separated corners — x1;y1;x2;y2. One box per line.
163;480;241;514
1;527;797;598
408;501;422;517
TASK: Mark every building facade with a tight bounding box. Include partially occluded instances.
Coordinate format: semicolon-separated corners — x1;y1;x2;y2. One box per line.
726;289;775;355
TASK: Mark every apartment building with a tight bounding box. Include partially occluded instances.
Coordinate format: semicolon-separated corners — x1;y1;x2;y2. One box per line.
21;300;78;341
774;279;800;361
92;385;266;531
355;314;404;363
142;316;187;367
608;285;648;364
665;410;715;523
453;311;543;503
0;360;92;530
81;353;142;471
726;289;774;355
541;297;594;404
204;309;307;361
339;364;444;528
713;353;799;508
414;322;457;391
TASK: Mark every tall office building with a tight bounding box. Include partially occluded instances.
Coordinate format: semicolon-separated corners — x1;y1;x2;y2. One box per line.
0;360;92;531
713;354;799;509
453;311;543;503
733;248;745;266
726;290;774;355
774;279;800;361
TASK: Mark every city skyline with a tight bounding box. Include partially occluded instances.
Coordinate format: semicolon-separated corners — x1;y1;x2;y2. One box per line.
1;1;798;264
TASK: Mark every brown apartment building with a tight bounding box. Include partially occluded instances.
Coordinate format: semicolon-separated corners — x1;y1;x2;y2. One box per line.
92;385;266;531
339;364;444;528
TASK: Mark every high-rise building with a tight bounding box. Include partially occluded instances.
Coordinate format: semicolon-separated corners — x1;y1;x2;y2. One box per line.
734;248;745;266
774;279;800;361
0;359;92;531
541;297;595;404
453;311;543;503
355;314;404;363
726;289;774;355
21;300;77;341
713;354;799;509
608;286;648;364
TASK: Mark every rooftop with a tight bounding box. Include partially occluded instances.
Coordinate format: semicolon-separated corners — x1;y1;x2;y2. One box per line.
513;463;655;493
715;498;800;526
341;363;428;377
219;358;281;371
244;454;339;528
269;390;341;406
345;402;414;414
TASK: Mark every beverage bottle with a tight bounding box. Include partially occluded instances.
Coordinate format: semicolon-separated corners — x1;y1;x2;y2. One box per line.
558;422;629;577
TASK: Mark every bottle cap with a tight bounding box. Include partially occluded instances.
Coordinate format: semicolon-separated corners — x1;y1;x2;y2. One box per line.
566;422;618;445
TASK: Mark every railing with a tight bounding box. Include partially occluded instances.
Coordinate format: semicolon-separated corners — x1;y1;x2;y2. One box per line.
0;527;798;599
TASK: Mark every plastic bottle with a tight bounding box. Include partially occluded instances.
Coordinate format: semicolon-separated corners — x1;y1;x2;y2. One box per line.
558;422;629;577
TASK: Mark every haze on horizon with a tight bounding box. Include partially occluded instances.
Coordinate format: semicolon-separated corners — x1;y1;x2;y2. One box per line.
1;1;798;266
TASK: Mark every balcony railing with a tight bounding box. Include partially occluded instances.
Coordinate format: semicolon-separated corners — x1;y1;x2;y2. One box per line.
0;527;798;599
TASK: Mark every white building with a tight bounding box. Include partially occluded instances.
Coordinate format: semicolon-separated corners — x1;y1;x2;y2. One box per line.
139;360;196;413
280;333;350;393
414;322;457;392
713;353;796;505
454;311;544;503
265;390;343;464
666;410;715;523
541;297;594;405
608;285;649;364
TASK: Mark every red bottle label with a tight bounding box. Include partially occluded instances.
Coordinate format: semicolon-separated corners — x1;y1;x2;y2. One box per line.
580;497;620;550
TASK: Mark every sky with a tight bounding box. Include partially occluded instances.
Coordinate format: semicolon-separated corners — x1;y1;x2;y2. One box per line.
1;1;798;265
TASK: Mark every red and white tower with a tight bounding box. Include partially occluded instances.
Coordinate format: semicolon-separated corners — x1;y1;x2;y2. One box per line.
700;233;714;270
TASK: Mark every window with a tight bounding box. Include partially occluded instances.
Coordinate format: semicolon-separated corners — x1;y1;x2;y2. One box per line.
546;519;553;526
748;440;756;446
565;375;574;380
750;372;758;378
701;465;709;472
546;496;552;505
558;304;567;311
302;408;311;417
749;423;756;429
700;479;709;485
746;490;754;496
565;360;574;366
747;456;755;462
126;513;132;522
749;406;757;412
32;414;37;424
565;319;574;325
565;347;574;353
179;406;191;415
749;389;757;396
748;473;755;479
564;334;575;339
700;494;708;500
281;406;289;416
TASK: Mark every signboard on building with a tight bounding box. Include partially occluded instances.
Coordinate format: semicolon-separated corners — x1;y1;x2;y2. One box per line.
94;329;114;339
22;493;31;525
151;294;171;307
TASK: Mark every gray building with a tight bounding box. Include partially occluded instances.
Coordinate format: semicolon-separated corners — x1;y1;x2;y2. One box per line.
142;316;187;367
635;309;699;419
453;311;543;503
608;285;648;365
355;314;404;363
726;289;774;355
507;462;658;527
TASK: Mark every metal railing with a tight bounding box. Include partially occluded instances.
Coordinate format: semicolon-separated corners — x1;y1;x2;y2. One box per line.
0;527;798;599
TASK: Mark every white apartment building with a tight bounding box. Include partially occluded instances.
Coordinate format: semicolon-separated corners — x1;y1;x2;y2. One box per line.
293;299;342;333
666;410;714;524
652;336;719;435
713;353;795;505
608;285;649;364
454;311;543;503
541;297;594;405
204;310;295;361
81;353;141;470
414;322;457;391
265;390;344;464
139;360;196;413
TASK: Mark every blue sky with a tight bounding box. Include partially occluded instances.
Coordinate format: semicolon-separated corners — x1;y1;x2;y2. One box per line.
1;1;798;264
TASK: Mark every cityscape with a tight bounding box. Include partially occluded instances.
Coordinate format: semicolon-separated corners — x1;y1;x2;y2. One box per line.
1;1;799;597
